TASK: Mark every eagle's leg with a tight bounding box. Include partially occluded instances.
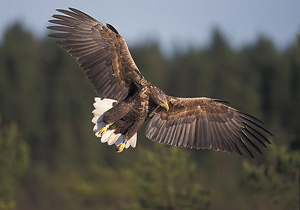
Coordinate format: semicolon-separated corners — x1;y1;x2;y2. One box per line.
116;118;145;153
100;101;131;137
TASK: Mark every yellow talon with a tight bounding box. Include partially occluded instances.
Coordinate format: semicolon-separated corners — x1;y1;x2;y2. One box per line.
97;125;109;136
116;142;126;153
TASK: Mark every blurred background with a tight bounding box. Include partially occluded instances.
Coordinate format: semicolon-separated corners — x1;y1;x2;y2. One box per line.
0;1;299;209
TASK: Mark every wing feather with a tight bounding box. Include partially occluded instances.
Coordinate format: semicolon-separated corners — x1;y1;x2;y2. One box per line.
165;124;177;145
177;122;187;146
156;121;167;143
48;8;143;101
211;122;225;152
202;116;211;149
182;123;191;148
194;114;203;149
218;122;241;155
187;117;196;148
145;97;272;158
215;123;233;153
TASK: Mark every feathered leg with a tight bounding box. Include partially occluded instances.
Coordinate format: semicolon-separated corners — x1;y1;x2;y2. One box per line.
116;118;145;153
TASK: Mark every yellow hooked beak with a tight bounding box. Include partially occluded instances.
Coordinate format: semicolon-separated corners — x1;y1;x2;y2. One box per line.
161;102;169;112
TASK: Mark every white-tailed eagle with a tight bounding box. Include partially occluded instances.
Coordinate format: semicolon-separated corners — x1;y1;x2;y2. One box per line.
48;8;272;157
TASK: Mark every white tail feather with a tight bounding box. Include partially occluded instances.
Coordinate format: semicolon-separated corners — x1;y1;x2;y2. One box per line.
127;133;137;148
92;97;137;150
101;129;114;143
125;141;130;149
107;133;122;145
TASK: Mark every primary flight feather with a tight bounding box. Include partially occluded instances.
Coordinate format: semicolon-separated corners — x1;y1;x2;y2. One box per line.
48;8;272;157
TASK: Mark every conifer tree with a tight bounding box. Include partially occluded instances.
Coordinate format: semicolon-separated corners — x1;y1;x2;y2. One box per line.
0;116;30;210
135;144;210;210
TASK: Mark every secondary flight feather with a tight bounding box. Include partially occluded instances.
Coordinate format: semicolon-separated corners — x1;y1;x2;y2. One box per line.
48;8;272;157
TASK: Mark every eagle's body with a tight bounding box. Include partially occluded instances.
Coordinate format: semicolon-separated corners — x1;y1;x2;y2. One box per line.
48;8;272;157
103;82;158;142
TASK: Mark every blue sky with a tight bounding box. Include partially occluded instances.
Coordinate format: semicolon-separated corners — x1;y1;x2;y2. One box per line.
1;0;300;53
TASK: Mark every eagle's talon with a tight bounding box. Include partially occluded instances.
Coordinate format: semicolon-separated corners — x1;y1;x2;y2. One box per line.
116;142;126;153
97;125;109;136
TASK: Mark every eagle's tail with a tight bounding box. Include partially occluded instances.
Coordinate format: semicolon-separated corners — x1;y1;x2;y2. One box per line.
92;97;137;149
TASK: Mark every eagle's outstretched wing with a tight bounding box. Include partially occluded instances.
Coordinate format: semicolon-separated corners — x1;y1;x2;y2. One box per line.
146;97;272;158
47;8;143;101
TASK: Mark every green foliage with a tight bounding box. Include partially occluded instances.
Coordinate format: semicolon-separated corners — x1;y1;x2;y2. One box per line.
242;145;300;209
0;23;299;209
0;116;30;210
49;163;136;210
134;144;210;210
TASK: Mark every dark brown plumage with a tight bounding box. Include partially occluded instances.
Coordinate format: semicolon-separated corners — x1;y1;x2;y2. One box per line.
48;8;272;157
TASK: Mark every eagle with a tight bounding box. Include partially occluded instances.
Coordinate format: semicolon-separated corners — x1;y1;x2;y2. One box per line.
48;8;272;157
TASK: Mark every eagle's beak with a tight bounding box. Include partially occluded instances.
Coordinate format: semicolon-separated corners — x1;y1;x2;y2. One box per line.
161;103;169;112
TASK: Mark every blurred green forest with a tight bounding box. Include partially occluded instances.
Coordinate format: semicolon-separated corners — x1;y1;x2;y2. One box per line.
0;23;299;210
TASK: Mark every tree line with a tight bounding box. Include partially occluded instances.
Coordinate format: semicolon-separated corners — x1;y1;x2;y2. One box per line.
0;23;299;210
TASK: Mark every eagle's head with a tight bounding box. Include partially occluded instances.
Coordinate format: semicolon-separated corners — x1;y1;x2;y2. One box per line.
151;87;169;112
159;97;169;112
